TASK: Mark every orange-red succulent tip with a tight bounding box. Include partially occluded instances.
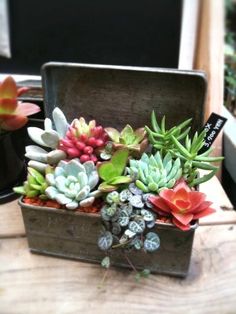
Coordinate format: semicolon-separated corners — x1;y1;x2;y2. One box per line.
0;76;40;131
149;179;216;231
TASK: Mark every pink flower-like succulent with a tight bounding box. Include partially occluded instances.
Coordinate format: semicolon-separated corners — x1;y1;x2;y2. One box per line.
0;76;40;131
149;179;216;231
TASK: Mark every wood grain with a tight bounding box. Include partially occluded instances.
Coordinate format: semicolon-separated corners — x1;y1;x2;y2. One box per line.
194;0;224;159
0;224;236;314
0;199;25;237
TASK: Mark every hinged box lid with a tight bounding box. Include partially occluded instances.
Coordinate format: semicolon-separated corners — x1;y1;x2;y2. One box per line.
41;62;206;131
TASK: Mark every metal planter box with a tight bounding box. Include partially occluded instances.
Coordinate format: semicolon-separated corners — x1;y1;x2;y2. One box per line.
21;63;206;277
20;198;197;277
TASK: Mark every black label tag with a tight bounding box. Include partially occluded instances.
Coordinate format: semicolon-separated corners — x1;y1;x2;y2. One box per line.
199;113;227;154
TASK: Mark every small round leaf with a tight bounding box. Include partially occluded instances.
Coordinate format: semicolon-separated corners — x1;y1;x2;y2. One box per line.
129;195;144;208
144;232;160;252
98;231;113;251
118;210;130;227
129;218;145;234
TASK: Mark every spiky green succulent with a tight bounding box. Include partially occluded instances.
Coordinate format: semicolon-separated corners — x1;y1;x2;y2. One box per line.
171;130;224;186
145;111;191;155
14;167;49;199
127;152;182;193
45;159;101;210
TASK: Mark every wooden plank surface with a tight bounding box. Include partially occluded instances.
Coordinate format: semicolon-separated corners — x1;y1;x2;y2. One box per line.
0;199;25;238
0;224;236;314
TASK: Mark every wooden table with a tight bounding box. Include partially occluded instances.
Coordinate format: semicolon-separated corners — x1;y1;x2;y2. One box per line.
1;176;236;314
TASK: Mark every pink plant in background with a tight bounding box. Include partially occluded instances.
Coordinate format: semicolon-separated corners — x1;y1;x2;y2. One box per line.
149;179;216;231
0;76;40;131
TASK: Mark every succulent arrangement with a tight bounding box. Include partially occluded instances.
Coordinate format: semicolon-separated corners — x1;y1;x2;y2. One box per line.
14;107;223;272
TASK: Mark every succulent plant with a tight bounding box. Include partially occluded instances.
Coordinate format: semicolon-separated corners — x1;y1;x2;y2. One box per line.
171;130;224;186
127;152;182;193
0;76;40;132
45;159;101;210
149;179;216;231
28;107;69;149
26;107;68;172
98;183;160;253
98;149;132;192
104;124;148;158
13;167;50;199
145;111;191;155
59;117;108;163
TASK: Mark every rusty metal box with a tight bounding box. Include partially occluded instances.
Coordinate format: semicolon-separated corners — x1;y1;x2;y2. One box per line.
20;62;206;276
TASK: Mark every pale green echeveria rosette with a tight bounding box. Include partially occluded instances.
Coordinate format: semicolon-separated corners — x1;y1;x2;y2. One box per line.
25;107;69;173
45;159;101;210
127;151;182;193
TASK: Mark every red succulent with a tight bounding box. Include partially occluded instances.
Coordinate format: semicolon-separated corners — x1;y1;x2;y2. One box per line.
0;76;40;131
58;117;108;163
149;179;216;231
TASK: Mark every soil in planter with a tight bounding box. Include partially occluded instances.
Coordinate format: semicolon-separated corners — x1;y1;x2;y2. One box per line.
23;196;103;213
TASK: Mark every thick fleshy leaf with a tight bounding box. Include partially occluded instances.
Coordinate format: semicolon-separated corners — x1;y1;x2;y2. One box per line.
172;212;194;225
15;102;40;116
98;182;117;192
25;145;48;154
28;167;45;185
28;127;49;147
80;196;95;207
172;218;191;231
55;193;72;205
149;196;171;213
108;175;132;185
105;127;120;142
66;201;79;210
0;115;28;130
0;98;17;113
52;107;68;138
120;124;135;145
45;186;58;199
0;76;17;98
41;130;60;149
193;207;215;219
134;127;146;142
173;178;191;192
17;86;29;97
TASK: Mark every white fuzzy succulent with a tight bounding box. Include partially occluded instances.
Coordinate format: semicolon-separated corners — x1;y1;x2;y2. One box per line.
45;159;101;210
26;107;69;172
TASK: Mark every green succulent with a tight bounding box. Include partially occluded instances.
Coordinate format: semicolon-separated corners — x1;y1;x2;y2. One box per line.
127;152;182;193
14;167;49;199
171;130;224;186
98;149;132;192
45;159;101;210
145;111;191;155
104;124;148;158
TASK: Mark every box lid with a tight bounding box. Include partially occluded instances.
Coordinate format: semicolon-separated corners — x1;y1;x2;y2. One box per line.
41;62;206;131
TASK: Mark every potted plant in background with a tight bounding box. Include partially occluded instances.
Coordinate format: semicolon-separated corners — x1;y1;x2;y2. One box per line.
14;107;223;277
0;76;40;203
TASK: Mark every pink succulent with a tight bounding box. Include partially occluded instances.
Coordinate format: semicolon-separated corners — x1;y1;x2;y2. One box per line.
0;76;40;131
59;118;108;163
149;179;216;231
